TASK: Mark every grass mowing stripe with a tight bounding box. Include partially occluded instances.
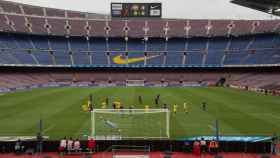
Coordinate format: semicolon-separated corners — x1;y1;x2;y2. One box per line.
0;87;279;139
162;88;239;137
195;87;280;135
0;88;81;136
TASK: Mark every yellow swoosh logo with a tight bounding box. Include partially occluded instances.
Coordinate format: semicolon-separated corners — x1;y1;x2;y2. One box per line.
113;54;160;64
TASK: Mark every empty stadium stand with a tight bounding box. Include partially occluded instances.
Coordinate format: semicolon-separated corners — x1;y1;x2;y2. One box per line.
0;67;279;94
0;32;279;67
0;0;279;94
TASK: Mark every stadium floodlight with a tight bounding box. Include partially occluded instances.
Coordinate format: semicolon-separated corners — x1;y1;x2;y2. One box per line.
91;109;170;140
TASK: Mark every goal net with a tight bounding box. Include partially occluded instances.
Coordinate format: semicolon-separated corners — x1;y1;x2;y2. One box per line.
91;109;170;140
126;80;145;87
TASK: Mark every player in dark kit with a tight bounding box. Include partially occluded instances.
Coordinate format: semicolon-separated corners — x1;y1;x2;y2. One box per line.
88;94;93;111
112;102;116;109
155;94;160;106
138;95;142;104
163;103;168;109
156;94;160;100
105;97;109;105
202;102;207;111
155;98;158;105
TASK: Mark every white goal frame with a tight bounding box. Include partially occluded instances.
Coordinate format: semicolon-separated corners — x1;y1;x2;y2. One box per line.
91;109;170;139
126;80;145;87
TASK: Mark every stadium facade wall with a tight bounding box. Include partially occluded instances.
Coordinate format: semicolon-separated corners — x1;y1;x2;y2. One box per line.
0;0;280;38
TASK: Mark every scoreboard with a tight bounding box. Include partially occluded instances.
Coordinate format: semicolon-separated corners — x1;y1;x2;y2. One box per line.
111;3;162;18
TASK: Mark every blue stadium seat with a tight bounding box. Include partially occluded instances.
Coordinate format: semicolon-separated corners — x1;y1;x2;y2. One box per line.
187;38;207;51
12;51;36;64
34;51;53;65
0;50;20;64
14;34;33;49
127;39;145;51
0;34;17;49
205;38;228;65
53;51;71;65
49;37;68;50
167;38;185;51
229;36;251;50
108;38;126;51
224;52;248;65
92;52;107;66
166;52;183;66
251;34;275;49
146;52;164;66
72;51;90;65
31;36;49;49
187;52;203;66
147;38;165;51
69;37;88;51
0;33;279;67
90;38;107;51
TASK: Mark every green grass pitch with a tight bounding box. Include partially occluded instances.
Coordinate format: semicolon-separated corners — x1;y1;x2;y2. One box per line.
0;87;280;140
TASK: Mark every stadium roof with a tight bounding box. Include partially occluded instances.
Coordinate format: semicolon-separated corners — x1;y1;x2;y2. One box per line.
6;0;280;20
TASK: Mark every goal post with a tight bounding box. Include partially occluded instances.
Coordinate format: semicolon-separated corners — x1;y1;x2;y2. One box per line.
91;109;170;140
112;145;150;158
126;80;145;87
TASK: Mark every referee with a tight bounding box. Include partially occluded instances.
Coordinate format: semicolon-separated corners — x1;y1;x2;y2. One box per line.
202;102;207;111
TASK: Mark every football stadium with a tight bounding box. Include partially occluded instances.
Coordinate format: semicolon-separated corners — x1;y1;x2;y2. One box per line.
0;0;280;157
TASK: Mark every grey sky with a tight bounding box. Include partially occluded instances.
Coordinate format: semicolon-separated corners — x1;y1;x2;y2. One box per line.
7;0;279;20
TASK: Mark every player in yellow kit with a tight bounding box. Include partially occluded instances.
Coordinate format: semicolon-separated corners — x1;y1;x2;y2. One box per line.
113;101;121;109
82;104;89;112
112;100;122;111
145;105;149;112
101;101;106;109
173;104;178;114
183;102;189;114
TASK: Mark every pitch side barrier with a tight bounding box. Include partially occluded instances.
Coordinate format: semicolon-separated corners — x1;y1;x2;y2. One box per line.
1;63;280;71
0;138;273;153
